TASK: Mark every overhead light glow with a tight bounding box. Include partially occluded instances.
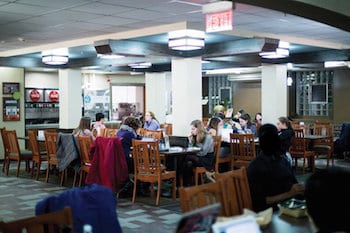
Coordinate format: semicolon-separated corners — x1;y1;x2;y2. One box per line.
287;77;293;86
42;48;69;65
168;29;205;51
97;54;125;59
128;62;152;69
324;61;349;68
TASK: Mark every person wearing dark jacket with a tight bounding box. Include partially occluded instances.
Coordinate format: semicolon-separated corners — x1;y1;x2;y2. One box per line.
247;124;304;212
116;116;141;173
277;116;294;165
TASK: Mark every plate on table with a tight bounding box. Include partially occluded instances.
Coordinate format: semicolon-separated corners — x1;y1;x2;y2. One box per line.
278;198;307;218
186;147;201;152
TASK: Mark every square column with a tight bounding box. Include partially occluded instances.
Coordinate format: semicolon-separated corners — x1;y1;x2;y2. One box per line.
145;72;171;124
59;69;82;129
172;57;202;136
261;64;287;124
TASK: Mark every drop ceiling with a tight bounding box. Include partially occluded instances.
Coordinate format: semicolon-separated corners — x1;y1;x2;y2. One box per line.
0;0;349;73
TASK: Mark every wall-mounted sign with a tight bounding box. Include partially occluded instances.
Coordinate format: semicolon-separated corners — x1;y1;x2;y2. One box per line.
3;97;20;121
48;90;59;102
29;89;41;102
2;82;20;95
206;9;233;33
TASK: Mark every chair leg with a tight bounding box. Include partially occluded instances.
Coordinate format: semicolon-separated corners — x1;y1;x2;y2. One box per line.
60;170;65;186
156;178;161;206
302;158;306;174
45;164;50;183
5;158;10;176
16;160;20;177
31;160;35;178
132;179;137;204
78;172;84;187
36;161;41;180
172;177;177;200
2;159;5;172
150;183;155;199
72;170;78;188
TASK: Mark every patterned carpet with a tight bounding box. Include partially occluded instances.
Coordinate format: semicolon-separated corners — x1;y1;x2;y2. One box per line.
1;158;349;233
0;163;182;233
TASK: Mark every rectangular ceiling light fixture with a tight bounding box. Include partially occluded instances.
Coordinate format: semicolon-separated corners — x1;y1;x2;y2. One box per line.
168;29;205;51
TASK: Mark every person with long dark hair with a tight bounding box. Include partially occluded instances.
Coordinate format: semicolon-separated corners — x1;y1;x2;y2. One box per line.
277;116;294;165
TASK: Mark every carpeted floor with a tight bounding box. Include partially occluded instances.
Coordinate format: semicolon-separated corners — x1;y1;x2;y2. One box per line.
0;157;349;233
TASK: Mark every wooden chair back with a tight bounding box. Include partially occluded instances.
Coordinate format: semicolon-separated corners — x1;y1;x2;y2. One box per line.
291;121;300;130
160;123;172;136
4;130;21;158
230;133;256;168
77;135;93;166
104;128;118;138
132;139;163;174
290;129;307;154
28;130;40;158
314;122;333;136
179;182;226;216
44;132;58;161
0;207;74;233
1;128;9;158
216;167;253;216
142;129;163;140
213;135;224;173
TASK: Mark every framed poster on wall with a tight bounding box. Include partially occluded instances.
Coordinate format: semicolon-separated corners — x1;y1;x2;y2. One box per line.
2;82;20;95
3;97;20;121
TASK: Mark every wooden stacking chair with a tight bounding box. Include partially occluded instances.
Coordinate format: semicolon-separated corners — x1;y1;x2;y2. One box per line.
179;181;227;216
216;167;253;216
2;130;32;177
28;130;47;180
160;123;172;136
194;135;222;186
230;133;256;169
290;129;315;174
104;128;118;137
142;129;163;140
313;122;334;167
44;132;65;185
132;139;176;206
75;135;93;187
0;207;74;233
1;127;7;172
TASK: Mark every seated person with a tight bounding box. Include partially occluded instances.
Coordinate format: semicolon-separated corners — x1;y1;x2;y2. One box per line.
72;117;95;139
247;124;304;212
214;112;232;129
234;113;257;137
93;112;106;131
182;120;214;186
254;112;262;131
206;117;223;136
305;169;350;233
116;116;141;173
143;111;160;130
277;116;294;165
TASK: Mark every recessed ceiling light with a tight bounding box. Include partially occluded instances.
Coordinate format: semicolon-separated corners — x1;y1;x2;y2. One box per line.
128;62;152;69
97;54;125;59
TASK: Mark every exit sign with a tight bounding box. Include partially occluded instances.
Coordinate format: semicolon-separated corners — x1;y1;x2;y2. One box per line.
206;9;233;33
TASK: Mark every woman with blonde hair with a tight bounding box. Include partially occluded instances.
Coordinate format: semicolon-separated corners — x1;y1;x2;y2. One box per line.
143;111;160;130
182;120;214;186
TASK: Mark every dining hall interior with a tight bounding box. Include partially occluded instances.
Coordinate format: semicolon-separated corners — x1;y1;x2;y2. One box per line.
0;1;350;233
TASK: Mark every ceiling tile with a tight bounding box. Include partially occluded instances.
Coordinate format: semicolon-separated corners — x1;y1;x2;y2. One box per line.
85;16;139;27
116;9;169;21
0;2;55;15
147;1;201;15
69;2;131;15
16;0;90;8
0;11;32;24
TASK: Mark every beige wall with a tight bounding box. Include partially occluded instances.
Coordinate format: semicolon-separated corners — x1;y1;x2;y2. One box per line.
232;81;261;119
333;69;350;123
0;67;25;159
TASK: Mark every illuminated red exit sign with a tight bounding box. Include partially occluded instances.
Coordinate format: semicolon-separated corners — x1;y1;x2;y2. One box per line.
206;9;233;33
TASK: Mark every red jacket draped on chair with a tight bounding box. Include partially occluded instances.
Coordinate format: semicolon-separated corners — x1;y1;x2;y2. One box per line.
85;137;128;193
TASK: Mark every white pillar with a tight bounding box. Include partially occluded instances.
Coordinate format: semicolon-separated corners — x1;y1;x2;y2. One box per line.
145;72;171;124
261;64;287;125
172;57;202;136
59;69;82;129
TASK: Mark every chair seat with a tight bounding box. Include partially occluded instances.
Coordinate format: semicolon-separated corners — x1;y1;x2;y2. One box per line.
21;150;33;156
313;145;332;150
